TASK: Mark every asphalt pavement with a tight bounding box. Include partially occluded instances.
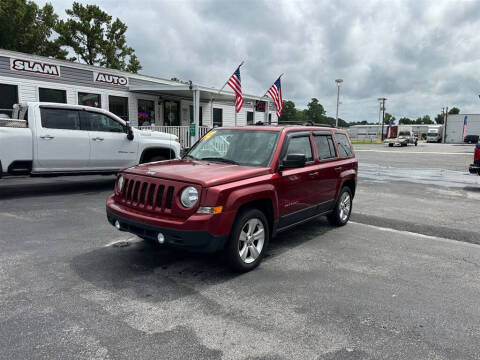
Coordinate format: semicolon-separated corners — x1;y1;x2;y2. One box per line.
1;144;479;359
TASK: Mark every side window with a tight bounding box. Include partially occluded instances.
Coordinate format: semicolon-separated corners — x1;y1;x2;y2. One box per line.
314;135;337;160
335;133;353;157
284;136;313;162
86;112;125;133
40;108;81;130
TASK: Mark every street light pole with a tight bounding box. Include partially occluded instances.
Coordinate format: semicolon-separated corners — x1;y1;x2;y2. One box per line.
335;79;343;127
378;97;387;140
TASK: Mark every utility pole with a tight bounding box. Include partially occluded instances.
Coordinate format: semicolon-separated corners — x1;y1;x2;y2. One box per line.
335;79;343;127
378;98;387;140
443;106;448;143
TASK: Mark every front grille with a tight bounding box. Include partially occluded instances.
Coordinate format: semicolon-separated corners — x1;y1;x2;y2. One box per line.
117;175;179;214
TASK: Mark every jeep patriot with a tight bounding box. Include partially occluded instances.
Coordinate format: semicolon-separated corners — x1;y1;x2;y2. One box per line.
106;125;358;271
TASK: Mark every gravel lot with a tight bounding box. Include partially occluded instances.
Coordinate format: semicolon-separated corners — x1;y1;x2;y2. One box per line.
1;143;479;360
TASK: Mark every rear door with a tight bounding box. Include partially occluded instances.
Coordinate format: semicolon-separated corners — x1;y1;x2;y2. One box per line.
275;132;319;229
35;107;90;170
311;131;339;208
82;111;138;169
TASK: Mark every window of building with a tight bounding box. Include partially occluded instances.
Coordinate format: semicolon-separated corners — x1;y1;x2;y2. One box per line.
109;96;129;121
213;108;223;127
39;88;67;103
40;108;82;130
247;111;254;125
314;135;337;160
189;105;203;126
268;113;272;124
335;133;353;157
0;84;18;118
78;92;101;108
138;99;155;126
164;101;179;126
284;136;313;162
83;111;124;132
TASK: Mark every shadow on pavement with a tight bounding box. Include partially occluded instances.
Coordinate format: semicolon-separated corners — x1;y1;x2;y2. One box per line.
0;177;115;199
70;217;334;302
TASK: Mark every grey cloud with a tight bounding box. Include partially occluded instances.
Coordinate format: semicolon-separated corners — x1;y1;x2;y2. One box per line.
39;0;480;121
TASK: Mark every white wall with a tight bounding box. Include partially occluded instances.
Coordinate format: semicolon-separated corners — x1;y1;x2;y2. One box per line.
446;114;480;143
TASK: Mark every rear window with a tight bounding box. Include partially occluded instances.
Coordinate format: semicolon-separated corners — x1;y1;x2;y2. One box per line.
335;133;353;157
40;108;82;130
314;135;337;160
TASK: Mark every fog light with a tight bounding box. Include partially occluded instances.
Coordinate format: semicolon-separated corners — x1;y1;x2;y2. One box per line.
114;220;121;230
157;233;165;244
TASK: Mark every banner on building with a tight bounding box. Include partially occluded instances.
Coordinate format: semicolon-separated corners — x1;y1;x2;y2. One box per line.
93;72;128;86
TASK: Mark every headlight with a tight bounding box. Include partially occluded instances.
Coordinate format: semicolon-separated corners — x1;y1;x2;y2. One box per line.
180;186;198;208
117;175;124;193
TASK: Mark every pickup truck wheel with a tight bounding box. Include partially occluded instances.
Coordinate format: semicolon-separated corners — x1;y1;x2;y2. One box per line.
146;155;167;163
328;187;353;227
388;143;393;147
226;209;269;272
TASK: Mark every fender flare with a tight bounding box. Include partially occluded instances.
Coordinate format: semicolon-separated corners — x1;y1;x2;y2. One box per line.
337;170;356;198
139;147;176;163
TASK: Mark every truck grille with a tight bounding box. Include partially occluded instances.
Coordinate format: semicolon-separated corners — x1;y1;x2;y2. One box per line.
117;175;179;213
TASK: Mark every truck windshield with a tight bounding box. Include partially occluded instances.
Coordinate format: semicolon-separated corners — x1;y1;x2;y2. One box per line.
427;132;437;136
186;129;279;167
398;131;410;136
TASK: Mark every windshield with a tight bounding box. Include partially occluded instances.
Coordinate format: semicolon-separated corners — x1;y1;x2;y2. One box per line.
398;131;411;136
186;129;280;167
427;132;438;136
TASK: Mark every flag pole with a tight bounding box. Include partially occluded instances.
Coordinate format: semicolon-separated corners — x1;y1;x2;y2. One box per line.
262;73;284;97
218;61;244;94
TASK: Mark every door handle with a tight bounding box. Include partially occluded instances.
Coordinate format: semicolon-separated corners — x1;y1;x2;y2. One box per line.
40;135;54;140
334;166;343;172
92;137;104;141
309;171;319;177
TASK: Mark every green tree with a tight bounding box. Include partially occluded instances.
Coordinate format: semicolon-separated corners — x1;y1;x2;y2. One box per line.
0;0;67;59
448;107;460;114
398;117;413;124
305;98;326;123
416;115;433;124
278;100;297;123
434;113;444;124
383;113;395;125
57;2;141;72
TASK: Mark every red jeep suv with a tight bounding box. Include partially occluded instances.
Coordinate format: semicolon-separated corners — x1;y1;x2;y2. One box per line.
106;126;358;271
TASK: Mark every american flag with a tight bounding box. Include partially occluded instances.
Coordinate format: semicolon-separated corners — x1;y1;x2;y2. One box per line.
227;67;244;113
386;119;393;138
267;77;284;117
463;115;468;139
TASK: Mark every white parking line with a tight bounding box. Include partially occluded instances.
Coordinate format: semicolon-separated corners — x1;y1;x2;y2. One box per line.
104;236;141;247
355;149;472;155
349;221;480;248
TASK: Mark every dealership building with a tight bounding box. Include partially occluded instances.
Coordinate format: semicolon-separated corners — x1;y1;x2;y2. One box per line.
0;49;278;146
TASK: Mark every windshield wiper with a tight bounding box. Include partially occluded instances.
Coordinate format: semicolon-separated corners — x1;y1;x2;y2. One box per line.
200;157;239;165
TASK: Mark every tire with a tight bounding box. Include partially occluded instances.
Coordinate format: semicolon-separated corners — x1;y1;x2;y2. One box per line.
146;155;167;163
415;141;418;146
388;143;393;147
328;187;353;226
225;208;269;272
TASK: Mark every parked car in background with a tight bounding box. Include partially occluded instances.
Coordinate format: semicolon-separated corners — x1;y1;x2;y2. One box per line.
0;102;181;177
469;144;480;176
384;125;418;147
464;135;479;144
106;125;358;272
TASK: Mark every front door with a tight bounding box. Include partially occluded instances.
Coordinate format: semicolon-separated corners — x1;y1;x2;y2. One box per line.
82;111;138;169
35;107;90;171
164;101;179;126
275;133;318;229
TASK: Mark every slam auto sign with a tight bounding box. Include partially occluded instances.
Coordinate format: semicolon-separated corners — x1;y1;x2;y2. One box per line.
10;58;60;76
93;72;128;86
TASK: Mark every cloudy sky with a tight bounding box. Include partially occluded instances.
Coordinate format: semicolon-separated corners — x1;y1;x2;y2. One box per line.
40;0;480;122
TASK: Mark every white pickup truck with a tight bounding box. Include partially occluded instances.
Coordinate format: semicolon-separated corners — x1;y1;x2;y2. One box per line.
0;102;181;177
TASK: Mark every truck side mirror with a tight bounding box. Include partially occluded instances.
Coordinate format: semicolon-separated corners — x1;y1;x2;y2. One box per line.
125;121;134;141
280;154;306;171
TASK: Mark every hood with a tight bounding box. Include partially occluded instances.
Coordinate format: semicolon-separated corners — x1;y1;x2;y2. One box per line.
123;159;271;187
134;128;177;140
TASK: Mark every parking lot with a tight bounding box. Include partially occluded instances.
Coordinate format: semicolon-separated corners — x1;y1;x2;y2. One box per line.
1;143;479;360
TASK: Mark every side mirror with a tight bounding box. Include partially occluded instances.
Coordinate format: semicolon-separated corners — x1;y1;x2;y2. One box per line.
280;154;306;170
125;121;134;140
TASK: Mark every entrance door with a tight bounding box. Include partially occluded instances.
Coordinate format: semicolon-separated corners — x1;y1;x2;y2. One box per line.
35;107;90;170
164;101;179;126
82;111;138;169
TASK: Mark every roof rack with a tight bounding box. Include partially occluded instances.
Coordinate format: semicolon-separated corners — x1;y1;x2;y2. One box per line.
276;121;336;128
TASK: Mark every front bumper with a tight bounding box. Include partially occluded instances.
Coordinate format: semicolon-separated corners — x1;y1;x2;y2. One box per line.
107;209;227;252
469;163;480;174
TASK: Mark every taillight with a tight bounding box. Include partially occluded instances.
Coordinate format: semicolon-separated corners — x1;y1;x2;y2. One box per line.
474;145;480;164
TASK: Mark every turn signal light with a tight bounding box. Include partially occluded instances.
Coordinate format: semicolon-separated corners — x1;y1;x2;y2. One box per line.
197;206;223;214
